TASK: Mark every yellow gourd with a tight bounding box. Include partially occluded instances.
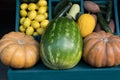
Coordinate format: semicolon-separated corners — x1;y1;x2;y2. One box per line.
77;13;96;37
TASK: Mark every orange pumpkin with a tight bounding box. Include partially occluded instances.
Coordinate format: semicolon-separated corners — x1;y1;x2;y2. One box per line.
0;32;39;68
83;31;120;67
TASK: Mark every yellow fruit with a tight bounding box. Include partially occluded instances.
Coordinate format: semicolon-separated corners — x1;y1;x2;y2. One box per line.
28;3;37;11
38;6;47;14
40;19;49;28
20;9;27;17
37;0;47;6
28;10;37;20
77;13;96;37
31;20;40;29
20;3;28;10
43;12;48;19
21;31;25;34
26;26;34;35
20;17;25;24
23;18;31;27
36;27;45;35
35;14;45;22
19;25;26;32
33;32;39;36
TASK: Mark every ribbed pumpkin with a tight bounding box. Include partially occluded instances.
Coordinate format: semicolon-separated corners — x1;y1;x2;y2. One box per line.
77;13;96;37
83;31;120;67
0;32;39;68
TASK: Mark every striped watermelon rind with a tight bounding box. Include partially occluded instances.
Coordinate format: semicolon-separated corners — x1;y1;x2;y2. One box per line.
40;17;83;69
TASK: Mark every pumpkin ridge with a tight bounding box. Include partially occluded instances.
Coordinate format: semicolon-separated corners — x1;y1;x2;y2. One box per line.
23;45;33;68
85;39;101;64
102;42;107;66
0;46;14;66
10;45;25;68
111;41;120;66
0;40;15;54
3;35;20;41
98;31;106;37
107;42;116;66
92;41;105;67
84;32;100;43
103;39;107;67
22;45;26;68
3;44;19;66
83;38;96;61
99;37;110;67
109;36;120;65
110;37;120;43
31;46;39;67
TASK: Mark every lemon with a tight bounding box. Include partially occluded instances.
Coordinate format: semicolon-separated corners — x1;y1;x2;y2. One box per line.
37;0;47;6
26;26;34;36
36;27;45;35
40;19;49;28
20;9;27;17
20;17;25;24
33;32;39;36
21;31;25;34
31;20;40;29
23;18;31;27
28;3;37;11
38;6;47;14
36;3;39;9
43;12;48;19
20;3;28;10
19;25;26;32
28;10;37;20
35;14;45;22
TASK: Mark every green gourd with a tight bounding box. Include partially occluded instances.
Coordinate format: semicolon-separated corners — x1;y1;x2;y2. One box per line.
40;17;83;69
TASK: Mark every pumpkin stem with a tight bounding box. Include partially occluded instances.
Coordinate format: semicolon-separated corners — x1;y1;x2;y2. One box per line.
101;38;108;43
18;40;25;44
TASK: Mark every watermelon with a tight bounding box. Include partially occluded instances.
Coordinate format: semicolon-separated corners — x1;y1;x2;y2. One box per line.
40;17;83;69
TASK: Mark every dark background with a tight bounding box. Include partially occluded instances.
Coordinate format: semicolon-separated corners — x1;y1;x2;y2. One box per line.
0;0;15;38
0;0;15;80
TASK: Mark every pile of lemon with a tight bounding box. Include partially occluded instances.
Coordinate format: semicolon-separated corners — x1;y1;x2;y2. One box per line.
19;0;49;36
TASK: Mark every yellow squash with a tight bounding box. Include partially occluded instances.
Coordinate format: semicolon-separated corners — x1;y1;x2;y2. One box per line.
77;13;96;37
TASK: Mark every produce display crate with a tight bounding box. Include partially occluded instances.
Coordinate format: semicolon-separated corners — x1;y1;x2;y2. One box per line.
48;0;84;20
15;0;50;41
89;0;120;36
8;0;120;80
8;61;120;80
14;0;84;42
119;0;120;26
113;0;120;35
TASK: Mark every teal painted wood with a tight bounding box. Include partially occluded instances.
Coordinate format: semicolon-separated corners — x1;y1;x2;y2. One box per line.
113;0;120;36
89;0;120;36
15;0;43;42
8;61;120;80
15;0;20;32
49;0;84;20
15;0;120;36
117;0;120;29
15;0;84;41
